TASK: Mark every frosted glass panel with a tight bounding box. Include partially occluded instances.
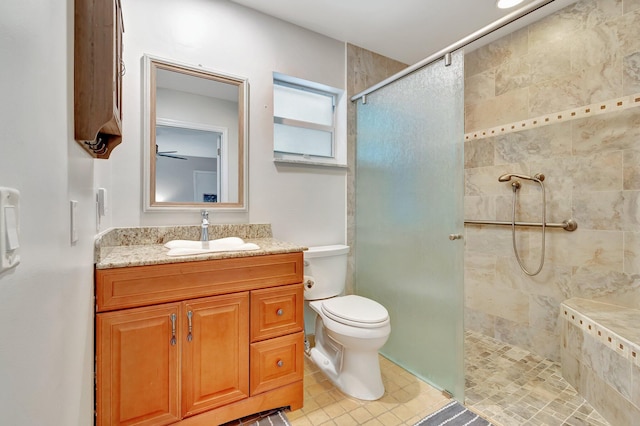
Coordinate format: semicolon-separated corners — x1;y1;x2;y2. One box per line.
356;51;465;399
274;84;333;125
273;123;333;157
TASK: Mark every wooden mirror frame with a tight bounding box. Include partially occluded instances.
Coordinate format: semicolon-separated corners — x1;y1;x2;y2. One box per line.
143;55;248;212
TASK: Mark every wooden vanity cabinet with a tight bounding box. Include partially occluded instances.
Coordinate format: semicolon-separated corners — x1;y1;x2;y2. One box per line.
95;253;304;426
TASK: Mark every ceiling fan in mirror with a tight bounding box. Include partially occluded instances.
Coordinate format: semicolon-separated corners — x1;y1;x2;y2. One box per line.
156;144;187;160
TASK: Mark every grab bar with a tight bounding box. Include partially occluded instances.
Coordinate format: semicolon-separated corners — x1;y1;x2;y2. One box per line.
464;219;578;232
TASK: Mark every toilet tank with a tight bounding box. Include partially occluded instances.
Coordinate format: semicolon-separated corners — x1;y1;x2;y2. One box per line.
303;245;350;300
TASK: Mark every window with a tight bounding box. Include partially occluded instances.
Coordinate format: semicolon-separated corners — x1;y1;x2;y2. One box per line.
273;73;346;167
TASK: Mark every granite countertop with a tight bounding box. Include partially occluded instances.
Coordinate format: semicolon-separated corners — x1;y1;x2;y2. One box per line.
95;224;306;269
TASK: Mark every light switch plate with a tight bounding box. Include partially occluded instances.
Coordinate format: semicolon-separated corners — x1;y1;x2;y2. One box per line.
70;200;78;244
97;188;107;217
0;187;21;273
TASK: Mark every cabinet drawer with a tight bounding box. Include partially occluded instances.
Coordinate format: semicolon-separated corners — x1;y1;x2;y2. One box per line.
250;284;304;342
250;332;304;395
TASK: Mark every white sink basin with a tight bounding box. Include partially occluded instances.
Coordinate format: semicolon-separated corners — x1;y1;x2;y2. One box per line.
164;237;260;256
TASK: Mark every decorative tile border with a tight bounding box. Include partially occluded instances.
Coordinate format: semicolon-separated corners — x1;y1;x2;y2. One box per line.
465;93;640;141
561;303;640;367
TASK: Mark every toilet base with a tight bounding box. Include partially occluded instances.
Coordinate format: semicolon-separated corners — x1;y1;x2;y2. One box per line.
309;345;385;401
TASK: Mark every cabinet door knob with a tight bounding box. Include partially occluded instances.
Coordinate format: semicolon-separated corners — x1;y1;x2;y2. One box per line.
276;360;284;368
276;308;284;316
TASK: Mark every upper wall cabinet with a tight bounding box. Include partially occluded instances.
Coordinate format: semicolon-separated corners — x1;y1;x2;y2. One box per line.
74;0;124;159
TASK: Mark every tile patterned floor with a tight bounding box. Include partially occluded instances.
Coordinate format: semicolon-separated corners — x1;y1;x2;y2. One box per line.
464;331;610;426
285;331;611;426
287;355;451;425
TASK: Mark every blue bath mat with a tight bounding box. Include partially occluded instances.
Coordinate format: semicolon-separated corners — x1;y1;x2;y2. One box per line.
414;400;493;426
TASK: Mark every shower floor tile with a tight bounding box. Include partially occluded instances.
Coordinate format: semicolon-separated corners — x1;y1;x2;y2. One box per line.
285;331;610;425
465;330;610;426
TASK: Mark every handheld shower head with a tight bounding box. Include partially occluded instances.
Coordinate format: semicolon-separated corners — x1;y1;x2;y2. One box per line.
499;172;549;276
498;173;545;182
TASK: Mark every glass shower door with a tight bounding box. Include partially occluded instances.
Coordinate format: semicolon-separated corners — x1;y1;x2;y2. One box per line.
355;51;465;398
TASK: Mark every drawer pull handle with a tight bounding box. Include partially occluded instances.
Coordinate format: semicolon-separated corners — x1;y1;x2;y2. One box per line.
276;308;284;316
277;360;284;368
187;311;193;342
170;314;177;346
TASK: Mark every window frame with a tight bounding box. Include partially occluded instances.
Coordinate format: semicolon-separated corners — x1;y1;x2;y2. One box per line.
272;73;346;167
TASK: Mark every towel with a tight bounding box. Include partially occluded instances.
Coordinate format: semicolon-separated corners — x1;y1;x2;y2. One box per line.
164;237;260;256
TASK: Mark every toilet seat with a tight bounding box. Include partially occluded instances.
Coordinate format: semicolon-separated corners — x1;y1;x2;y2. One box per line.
321;295;389;328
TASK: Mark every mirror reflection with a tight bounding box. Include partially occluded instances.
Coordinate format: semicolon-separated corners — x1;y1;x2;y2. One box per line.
145;55;247;211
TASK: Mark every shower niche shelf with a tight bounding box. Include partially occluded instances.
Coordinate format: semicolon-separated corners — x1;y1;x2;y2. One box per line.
73;0;124;159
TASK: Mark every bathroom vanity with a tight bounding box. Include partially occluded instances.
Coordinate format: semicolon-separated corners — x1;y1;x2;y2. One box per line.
94;225;305;425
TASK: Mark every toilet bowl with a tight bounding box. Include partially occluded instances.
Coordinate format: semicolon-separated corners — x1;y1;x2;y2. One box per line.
304;245;391;400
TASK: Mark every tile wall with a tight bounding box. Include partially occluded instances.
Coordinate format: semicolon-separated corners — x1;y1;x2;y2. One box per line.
464;0;640;361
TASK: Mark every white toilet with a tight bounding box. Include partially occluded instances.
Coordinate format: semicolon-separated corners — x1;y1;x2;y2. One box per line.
304;245;391;400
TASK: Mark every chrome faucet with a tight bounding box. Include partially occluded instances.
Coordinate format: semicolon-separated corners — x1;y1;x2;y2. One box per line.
200;210;209;242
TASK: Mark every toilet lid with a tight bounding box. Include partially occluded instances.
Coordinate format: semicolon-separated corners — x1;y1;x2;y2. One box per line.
321;295;389;325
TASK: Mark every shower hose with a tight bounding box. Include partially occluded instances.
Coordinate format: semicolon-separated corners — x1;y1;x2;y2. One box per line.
509;177;546;276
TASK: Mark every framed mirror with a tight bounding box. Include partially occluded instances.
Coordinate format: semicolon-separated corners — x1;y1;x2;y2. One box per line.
143;55;248;211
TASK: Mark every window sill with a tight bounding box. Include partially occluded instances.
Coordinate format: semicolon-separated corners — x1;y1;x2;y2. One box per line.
273;157;348;169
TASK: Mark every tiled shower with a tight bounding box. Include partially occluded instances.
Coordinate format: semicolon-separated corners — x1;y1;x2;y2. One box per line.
347;0;640;423
463;0;640;362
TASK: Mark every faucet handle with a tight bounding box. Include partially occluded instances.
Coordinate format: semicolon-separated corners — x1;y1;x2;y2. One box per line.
200;210;209;242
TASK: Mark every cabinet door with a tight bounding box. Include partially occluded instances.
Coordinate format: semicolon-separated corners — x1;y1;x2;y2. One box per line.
181;293;250;418
96;303;180;426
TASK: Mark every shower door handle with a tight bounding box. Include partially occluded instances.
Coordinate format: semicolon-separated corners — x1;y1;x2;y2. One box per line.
449;234;463;240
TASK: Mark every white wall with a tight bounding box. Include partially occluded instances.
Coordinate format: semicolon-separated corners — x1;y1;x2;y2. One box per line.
0;0;95;424
0;0;347;424
99;0;348;247
156;156;217;202
156;87;239;202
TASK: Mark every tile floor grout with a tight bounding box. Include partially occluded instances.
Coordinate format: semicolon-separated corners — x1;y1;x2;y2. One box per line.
459;330;608;426
283;330;610;426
